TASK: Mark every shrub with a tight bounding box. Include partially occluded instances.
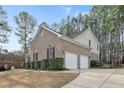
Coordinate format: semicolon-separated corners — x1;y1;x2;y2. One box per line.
90;60;103;68
40;59;48;70
25;62;30;69
34;61;40;70
37;61;41;70
0;67;5;71
48;58;64;70
25;58;64;71
30;62;34;69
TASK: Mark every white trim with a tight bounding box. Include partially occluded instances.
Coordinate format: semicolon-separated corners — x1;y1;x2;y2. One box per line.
64;51;77;55
80;55;89;69
64;51;78;69
41;26;62;37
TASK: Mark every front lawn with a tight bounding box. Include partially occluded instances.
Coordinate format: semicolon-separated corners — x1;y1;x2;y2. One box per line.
0;69;78;88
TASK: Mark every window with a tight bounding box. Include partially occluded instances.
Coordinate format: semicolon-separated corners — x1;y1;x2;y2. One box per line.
89;40;91;47
36;52;38;61
47;46;55;59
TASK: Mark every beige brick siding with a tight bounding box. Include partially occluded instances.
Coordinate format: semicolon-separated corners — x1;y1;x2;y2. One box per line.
31;27;90;62
30;27;98;69
31;28;62;61
91;52;99;61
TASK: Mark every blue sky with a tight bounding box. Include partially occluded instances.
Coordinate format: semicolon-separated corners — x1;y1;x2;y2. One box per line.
1;5;93;52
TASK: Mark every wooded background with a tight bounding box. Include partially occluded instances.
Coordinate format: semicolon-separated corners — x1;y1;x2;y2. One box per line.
0;6;124;66
46;6;124;65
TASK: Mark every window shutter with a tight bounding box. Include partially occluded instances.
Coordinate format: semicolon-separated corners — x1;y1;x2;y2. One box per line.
34;53;35;62
47;46;55;59
47;48;49;60
53;47;55;58
89;40;91;47
36;52;38;61
33;53;34;62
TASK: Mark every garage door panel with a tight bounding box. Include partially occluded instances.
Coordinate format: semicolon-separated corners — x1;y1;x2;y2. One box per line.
65;52;78;69
80;55;89;69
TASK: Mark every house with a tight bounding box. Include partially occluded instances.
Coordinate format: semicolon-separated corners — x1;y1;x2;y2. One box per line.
68;27;100;61
27;25;100;69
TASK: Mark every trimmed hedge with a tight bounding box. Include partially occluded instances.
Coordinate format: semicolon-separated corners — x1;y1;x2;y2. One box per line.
0;67;10;71
34;61;39;70
37;61;41;70
25;58;64;71
25;62;30;69
0;67;5;71
91;60;103;68
33;61;41;70
48;58;64;70
40;59;48;70
30;62;34;69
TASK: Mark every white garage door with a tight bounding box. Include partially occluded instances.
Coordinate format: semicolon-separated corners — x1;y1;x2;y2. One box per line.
80;55;89;69
65;52;78;69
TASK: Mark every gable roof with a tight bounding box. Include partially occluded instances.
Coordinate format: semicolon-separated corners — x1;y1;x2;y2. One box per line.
31;25;90;49
67;31;83;39
77;27;100;44
68;27;100;44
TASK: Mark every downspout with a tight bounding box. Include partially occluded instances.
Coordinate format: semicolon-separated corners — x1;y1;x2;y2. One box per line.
89;47;92;68
78;54;80;74
89;40;92;68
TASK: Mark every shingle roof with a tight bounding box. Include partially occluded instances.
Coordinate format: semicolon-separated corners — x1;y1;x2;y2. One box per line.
67;31;83;39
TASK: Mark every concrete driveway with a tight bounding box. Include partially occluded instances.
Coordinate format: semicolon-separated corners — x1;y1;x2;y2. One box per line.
62;69;124;88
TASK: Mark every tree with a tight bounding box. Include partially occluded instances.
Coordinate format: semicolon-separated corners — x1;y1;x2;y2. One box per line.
76;13;83;31
51;23;59;31
59;19;66;35
41;21;49;28
41;5;124;66
65;16;72;36
0;6;11;43
89;5;124;66
71;17;78;32
83;14;90;30
47;5;124;66
14;11;37;55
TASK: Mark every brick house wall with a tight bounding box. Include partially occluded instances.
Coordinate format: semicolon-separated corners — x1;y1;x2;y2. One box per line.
30;27;90;69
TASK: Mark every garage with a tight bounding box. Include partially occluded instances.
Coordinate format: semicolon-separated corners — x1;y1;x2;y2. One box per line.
65;52;78;69
80;55;89;69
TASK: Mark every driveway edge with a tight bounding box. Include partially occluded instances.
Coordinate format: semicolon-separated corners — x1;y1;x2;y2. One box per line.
99;69;120;88
60;70;81;88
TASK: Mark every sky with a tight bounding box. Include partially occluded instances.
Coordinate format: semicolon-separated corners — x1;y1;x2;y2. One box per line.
1;5;93;52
